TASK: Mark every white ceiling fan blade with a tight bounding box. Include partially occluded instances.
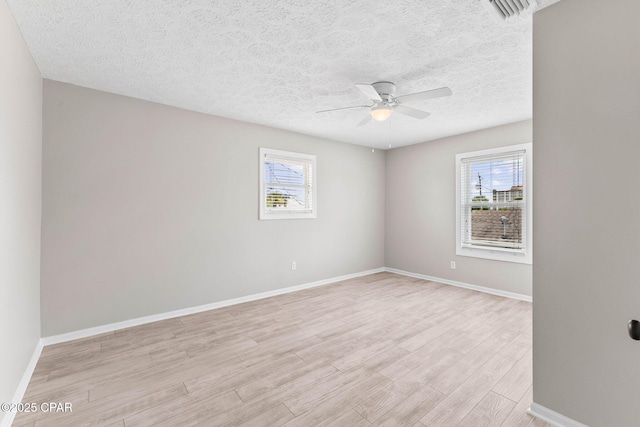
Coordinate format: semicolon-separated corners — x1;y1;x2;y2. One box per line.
356;114;372;127
394;104;431;120
316;105;370;113
355;84;383;101
395;87;452;104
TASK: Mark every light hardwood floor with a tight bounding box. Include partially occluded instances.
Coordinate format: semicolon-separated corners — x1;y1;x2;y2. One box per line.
13;272;548;426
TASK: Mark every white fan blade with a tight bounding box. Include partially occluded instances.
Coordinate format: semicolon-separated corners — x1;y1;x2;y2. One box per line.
356;114;372;127
355;84;383;101
395;87;452;104
394;104;431;120
316;105;370;113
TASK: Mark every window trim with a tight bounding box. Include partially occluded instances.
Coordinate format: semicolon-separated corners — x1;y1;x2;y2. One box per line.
259;147;317;220
455;143;533;264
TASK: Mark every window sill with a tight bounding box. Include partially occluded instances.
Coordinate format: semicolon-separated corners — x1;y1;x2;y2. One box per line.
259;212;317;220
456;246;532;264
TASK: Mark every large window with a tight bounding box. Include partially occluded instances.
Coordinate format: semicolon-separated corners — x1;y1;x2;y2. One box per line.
456;143;532;264
259;148;316;220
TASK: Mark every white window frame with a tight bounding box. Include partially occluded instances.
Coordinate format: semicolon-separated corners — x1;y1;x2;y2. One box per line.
259;147;317;220
455;143;532;264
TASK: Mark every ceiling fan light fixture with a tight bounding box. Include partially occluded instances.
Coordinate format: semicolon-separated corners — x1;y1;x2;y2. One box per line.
371;105;392;121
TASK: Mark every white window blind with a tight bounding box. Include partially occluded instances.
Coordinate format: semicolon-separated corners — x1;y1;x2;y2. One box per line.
259;148;316;220
456;143;532;264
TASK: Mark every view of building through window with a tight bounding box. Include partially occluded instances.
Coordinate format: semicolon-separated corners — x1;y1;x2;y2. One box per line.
460;149;527;251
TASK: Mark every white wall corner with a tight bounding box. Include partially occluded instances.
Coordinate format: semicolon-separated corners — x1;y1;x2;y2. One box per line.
385;267;532;302
1;340;44;427
528;402;590;427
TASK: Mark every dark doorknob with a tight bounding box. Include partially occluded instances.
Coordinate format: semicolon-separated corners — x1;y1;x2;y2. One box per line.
629;320;640;340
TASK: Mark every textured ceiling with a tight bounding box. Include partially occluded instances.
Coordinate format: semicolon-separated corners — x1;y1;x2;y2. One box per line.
6;0;559;149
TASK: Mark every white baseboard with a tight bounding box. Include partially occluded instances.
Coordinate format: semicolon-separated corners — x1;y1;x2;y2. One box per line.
528;402;589;427
41;267;386;346
384;267;532;302
1;339;43;427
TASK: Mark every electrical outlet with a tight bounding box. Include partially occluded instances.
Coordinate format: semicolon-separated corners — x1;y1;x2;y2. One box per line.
450;261;456;269
291;261;296;270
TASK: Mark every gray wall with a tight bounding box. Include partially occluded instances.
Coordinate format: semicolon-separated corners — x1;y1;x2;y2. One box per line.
533;0;640;425
41;80;385;336
41;80;532;337
385;121;533;297
0;0;42;412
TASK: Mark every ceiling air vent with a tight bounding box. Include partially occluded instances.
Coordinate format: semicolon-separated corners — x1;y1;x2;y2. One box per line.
485;0;538;20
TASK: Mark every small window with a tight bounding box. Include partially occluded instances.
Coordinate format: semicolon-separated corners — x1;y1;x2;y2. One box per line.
259;148;316;220
456;143;532;264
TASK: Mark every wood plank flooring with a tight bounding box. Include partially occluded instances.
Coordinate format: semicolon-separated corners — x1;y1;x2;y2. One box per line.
13;272;548;426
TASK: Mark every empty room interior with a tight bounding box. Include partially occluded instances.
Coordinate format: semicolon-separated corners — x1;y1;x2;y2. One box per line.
2;0;640;426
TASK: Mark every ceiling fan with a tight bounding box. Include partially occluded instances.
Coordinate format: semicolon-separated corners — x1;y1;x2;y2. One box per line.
316;81;452;127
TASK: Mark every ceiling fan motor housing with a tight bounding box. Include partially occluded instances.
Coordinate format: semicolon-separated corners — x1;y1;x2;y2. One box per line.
372;81;396;103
